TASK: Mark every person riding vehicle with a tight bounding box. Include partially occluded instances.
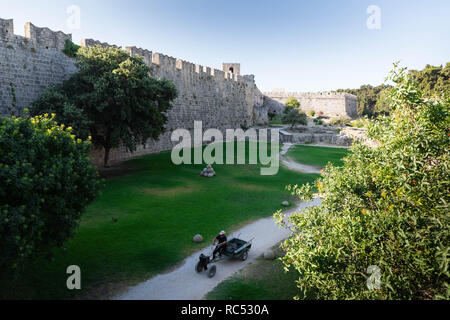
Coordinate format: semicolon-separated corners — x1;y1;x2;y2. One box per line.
212;231;227;259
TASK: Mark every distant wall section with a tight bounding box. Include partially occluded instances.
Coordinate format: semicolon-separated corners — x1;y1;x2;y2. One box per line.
263;90;358;117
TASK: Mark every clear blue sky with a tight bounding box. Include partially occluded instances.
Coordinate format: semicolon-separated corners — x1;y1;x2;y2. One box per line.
1;0;449;92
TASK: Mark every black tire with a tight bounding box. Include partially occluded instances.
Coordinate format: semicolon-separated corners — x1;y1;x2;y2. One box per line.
196;261;203;273
241;250;249;261
208;265;217;278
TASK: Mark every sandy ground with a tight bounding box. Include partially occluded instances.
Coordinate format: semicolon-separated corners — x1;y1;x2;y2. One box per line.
114;198;321;300
296;143;351;149
281;158;322;174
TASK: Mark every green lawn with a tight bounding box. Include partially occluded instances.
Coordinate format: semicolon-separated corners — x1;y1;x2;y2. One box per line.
207;146;351;301
0;142;320;299
286;145;350;168
206;246;304;300
269;115;283;126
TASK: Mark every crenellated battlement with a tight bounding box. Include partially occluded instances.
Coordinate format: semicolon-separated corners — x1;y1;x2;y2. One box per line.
0;17;71;50
145;53;242;82
0;18;14;40
126;46;153;66
263;89;358;117
124;49;241;82
80;38;119;49
0;15;355;127
25;22;71;50
75;30;244;84
264;90;357;99
0;17;78;117
1;16;262;163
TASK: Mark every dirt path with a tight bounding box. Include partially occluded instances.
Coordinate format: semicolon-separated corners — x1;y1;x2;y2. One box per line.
115;198;321;300
280;143;322;174
295;143;350;149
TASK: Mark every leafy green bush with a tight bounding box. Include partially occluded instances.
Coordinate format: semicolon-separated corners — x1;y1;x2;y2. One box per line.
62;39;80;58
0;114;101;270
337;63;449;117
329;116;350;126
308;110;316;117
313;118;324;126
337;84;393;117
275;65;450;299
285;97;300;109
31;86;92;140
284;97;300;114
409;63;450;98
282;109;307;128
350;117;369;128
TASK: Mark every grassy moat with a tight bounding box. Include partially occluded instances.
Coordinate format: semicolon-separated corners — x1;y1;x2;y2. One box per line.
1;142;352;299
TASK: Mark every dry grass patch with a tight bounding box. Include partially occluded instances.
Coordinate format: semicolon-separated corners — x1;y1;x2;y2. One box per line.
143;183;201;197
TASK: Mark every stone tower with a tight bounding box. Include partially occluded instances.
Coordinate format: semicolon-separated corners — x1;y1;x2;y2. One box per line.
222;63;240;76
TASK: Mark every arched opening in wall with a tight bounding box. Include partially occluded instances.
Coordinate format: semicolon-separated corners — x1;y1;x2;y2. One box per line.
227;67;234;80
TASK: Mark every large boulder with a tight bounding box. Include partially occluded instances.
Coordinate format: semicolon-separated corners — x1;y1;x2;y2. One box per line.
264;249;276;260
193;234;204;243
282;201;290;207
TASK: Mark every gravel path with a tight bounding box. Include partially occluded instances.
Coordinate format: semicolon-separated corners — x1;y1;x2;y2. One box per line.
280;143;322;174
114;198;321;300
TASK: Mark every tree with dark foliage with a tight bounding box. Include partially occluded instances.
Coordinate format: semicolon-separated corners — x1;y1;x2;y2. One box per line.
32;45;178;167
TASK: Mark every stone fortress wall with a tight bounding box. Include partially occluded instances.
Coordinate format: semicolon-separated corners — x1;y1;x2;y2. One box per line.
0;16;356;165
263;90;358;117
0;19;77;116
0;17;266;165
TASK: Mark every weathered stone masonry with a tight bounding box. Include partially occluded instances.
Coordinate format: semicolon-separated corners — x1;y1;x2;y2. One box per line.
0;19;77;116
0;18;265;165
1;17;356;166
264;90;357;117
